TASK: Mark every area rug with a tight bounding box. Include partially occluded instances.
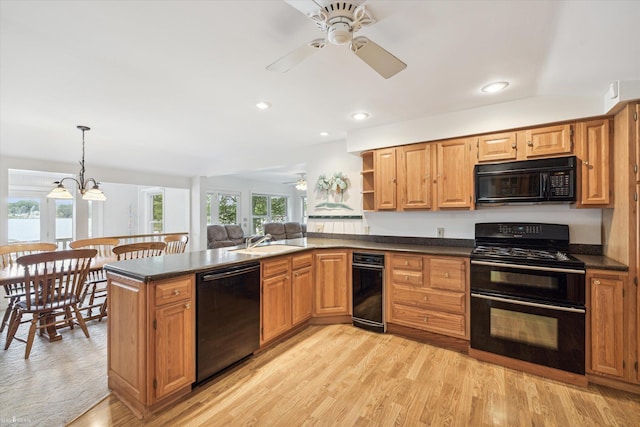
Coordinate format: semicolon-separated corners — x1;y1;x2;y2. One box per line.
0;311;109;427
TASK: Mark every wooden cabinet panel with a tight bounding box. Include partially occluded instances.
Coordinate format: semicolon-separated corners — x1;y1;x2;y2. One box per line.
576;119;611;206
390;254;423;270
398;143;433;210
391;269;423;286
437;138;471;209
154;276;192;306
153;297;195;401
477;132;517;162
589;272;624;378
292;266;313;325
392;285;465;314
525;124;572;157
291;253;313;270
314;251;350;316
391;304;466;338
429;257;466;292
374;148;397;210
261;258;292;343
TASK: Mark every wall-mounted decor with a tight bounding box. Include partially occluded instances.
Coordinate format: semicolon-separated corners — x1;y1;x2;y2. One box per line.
314;172;353;211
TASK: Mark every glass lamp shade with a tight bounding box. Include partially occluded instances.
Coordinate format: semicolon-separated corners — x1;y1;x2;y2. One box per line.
82;187;107;201
295;181;307;191
47;185;74;199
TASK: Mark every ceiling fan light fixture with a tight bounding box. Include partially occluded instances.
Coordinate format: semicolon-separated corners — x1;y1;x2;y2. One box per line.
481;81;509;93
327;21;352;45
351;112;370;121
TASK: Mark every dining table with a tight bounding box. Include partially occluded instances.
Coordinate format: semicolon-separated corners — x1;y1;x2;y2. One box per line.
0;255;116;342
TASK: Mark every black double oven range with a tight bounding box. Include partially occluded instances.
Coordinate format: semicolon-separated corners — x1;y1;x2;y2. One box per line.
470;222;586;375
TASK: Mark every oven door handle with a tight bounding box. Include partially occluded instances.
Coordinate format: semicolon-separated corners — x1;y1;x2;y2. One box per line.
471;260;585;275
471;292;586;313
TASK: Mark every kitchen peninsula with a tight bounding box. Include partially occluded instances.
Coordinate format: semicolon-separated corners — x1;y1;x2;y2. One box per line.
104;236;628;418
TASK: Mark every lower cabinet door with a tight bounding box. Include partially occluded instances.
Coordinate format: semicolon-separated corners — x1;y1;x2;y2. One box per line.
153;300;195;402
292;266;313;325
262;273;292;343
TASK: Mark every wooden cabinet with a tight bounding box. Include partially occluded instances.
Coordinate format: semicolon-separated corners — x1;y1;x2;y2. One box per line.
576;119;612;207
361;151;375;212
291;253;313;325
524;124;573;157
397;143;433;210
436;138;472;209
261;258;292;343
476;132;517;162
107;273;195;418
374;148;397;210
314;250;350;317
388;253;468;339
588;270;625;378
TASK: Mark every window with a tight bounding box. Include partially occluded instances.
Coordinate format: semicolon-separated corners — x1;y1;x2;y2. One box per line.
8;196;42;243
252;194;288;234
206;192;239;225
147;191;164;233
301;196;307;224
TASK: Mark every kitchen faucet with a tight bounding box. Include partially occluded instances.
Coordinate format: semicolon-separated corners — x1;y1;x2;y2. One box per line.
246;233;272;250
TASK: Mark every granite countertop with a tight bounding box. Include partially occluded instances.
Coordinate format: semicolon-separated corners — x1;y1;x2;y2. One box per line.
103;236;627;282
103;237;473;282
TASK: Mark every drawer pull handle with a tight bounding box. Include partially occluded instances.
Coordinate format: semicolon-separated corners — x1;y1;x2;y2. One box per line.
174;290;180;296
527;140;533;146
185;303;191;310
444;272;449;278
424;317;428;322
423;296;428;301
404;260;408;266
594;280;600;285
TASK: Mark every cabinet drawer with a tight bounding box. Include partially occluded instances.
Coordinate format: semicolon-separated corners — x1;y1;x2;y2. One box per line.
391;254;423;270
392;304;466;338
262;258;290;278
291;253;313;270
391;269;423;286
155;277;192;306
429;257;466;291
392;285;465;314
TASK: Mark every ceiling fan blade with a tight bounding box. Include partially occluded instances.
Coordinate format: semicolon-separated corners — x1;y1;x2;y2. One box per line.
351;36;407;79
266;39;325;73
284;0;326;17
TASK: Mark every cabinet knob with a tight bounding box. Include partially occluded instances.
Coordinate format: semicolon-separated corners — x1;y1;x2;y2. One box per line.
527;140;533;146
405;275;409;281
444;272;449;278
583;160;590;166
404;260;408;266
511;143;517;149
424;316;428;323
185;303;191;310
594;280;600;285
423;296;428;301
174;290;180;296
294;272;299;277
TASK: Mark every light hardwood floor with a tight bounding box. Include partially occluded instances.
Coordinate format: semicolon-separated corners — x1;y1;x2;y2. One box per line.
71;324;640;426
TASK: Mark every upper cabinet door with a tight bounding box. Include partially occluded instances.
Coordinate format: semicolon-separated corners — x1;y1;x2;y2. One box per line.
437;138;471;209
576;119;611;207
374;148;397;210
477;132;517;162
398;143;433;210
525;124;573;157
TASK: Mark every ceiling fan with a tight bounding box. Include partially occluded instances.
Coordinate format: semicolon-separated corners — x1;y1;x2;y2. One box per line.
284;173;308;191
267;0;407;79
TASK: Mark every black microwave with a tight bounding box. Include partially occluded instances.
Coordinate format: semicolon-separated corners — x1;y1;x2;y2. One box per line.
474;156;577;204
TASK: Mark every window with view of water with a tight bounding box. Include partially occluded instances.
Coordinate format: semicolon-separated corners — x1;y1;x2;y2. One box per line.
252;194;287;234
8;197;41;243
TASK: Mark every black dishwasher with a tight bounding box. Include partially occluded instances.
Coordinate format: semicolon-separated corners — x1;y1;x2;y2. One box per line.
196;262;260;384
352;252;385;333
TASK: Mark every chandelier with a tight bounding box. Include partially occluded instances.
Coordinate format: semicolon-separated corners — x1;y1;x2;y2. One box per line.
47;125;107;201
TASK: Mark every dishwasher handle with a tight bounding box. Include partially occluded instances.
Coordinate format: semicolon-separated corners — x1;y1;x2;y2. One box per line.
199;263;260;282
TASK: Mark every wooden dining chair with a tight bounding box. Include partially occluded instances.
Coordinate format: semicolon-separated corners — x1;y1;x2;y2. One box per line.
69;237;120;321
0;242;58;333
164;234;189;254
112;241;166;260
4;248;97;359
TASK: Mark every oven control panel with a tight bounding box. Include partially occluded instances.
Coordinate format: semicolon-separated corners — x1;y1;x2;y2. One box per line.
498;224;540;236
476;222;570;242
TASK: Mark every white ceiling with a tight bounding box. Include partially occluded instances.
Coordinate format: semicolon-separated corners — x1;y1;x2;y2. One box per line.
1;0;639;184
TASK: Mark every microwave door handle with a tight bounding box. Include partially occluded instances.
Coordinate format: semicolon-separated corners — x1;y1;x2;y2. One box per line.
542;173;549;199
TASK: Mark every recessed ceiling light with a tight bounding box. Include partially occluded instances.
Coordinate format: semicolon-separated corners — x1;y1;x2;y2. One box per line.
481;81;509;93
319;131;329;136
351;112;370;121
256;101;271;110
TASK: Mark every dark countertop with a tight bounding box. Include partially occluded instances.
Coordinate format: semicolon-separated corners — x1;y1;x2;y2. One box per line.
103;237;473;282
574;254;628;272
104;237;628;282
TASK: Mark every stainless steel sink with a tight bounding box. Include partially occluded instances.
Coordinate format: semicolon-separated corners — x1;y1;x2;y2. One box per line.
230;244;304;256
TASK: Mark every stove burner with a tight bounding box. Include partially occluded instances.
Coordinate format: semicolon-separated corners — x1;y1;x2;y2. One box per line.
472;245;571;262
